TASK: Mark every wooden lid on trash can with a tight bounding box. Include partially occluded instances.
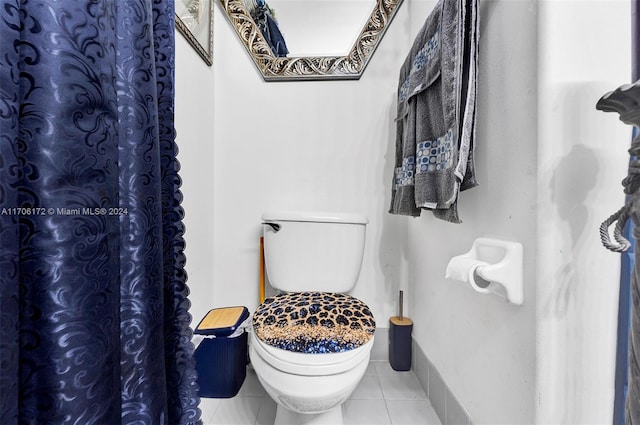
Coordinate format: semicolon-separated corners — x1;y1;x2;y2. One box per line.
195;306;249;337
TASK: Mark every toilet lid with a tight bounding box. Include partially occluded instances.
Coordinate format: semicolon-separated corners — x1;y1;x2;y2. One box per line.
253;292;375;354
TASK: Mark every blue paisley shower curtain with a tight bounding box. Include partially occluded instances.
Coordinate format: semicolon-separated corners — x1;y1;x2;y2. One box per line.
0;1;201;423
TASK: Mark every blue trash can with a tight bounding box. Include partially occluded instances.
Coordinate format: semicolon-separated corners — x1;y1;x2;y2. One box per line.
193;306;250;398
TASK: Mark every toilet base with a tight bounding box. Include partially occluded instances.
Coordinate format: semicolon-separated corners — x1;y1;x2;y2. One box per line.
274;404;343;425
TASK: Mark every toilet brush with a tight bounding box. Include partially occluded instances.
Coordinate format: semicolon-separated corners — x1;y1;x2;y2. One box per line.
389;290;413;371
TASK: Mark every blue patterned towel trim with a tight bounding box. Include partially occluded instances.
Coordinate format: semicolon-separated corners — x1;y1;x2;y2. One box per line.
416;129;454;173
399;32;440;103
394;157;415;189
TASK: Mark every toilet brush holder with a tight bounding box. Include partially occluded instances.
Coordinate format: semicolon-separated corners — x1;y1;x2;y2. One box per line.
389;291;413;371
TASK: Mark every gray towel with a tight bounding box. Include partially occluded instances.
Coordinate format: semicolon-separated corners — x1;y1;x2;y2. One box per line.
389;0;479;223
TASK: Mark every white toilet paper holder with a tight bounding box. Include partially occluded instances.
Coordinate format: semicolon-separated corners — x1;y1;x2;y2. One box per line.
445;238;524;305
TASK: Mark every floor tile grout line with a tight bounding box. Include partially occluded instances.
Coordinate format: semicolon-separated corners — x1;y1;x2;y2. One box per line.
200;360;441;425
382;397;395;425
200;400;219;425
374;366;396;425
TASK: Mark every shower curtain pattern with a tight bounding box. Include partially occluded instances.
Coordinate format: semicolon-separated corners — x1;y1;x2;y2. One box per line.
0;0;200;423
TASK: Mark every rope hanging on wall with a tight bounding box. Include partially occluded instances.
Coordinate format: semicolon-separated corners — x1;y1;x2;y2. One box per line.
600;205;632;253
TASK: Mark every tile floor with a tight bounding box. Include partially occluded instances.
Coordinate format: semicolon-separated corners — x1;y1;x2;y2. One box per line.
199;360;442;425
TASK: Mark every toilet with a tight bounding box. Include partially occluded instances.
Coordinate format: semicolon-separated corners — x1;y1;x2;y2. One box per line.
250;211;375;425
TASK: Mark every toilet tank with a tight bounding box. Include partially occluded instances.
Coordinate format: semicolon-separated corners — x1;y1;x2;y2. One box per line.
262;211;368;293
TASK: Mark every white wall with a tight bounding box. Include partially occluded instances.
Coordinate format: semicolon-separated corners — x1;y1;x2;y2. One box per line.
206;0;413;322
536;1;630;424
406;1;630;423
407;1;539;423
406;1;630;424
175;0;631;423
175;33;216;322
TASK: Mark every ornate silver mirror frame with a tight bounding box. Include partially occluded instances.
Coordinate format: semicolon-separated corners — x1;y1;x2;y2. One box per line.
176;0;214;66
219;0;404;81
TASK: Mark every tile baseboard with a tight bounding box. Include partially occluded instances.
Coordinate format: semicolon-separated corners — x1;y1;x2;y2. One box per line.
371;326;389;361
374;327;472;425
412;337;473;425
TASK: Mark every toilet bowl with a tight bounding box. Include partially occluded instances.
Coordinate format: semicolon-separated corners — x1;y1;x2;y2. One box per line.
252;212;374;425
250;330;373;424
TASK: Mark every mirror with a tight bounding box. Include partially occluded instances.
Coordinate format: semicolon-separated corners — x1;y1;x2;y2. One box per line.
176;0;214;66
219;0;404;81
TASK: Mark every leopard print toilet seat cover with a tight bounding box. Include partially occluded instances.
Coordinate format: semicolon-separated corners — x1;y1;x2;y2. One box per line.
252;292;376;354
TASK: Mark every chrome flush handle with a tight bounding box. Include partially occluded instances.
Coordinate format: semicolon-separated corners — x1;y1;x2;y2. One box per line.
263;222;281;232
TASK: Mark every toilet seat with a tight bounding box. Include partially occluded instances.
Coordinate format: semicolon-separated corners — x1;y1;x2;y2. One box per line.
250;331;374;376
252;292;376;354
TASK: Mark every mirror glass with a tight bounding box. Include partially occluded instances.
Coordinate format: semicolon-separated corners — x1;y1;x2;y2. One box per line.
267;0;376;56
219;0;404;81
